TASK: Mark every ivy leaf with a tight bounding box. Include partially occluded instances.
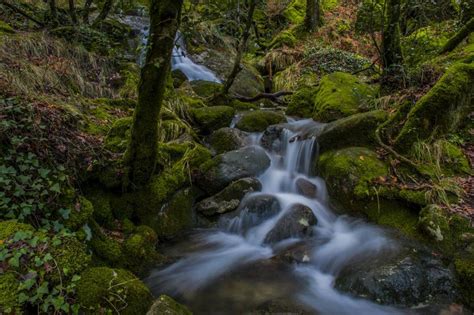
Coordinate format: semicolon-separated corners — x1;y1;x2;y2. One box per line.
50;183;61;193
59;208;70;220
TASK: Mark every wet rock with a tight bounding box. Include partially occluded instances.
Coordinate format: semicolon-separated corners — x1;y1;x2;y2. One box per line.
336;243;459;307
273;241;315;264
208;127;248;154
264;204;317;244
197;146;271;195
147;295;192;315
236;110;286;132
171;69;187;88
196;178;262;216
190;80;222;97
295;178;317;198
260;124;287;152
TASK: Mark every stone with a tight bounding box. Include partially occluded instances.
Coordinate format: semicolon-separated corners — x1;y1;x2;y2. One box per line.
147;295;192;315
190;106;235;135
295;178;317;198
236;111;286;132
208;127;248;154
197;178;262;216
264;204;317;244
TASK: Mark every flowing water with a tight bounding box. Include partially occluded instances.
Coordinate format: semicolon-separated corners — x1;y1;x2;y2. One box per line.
146;119;409;314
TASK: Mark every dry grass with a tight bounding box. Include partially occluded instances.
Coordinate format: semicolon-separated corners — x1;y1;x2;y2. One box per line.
0;32;119;101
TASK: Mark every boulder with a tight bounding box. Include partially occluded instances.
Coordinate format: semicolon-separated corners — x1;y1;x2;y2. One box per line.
190;80;222;97
197;146;271;195
264;204;317;244
190;106;235;134
286;86;316;118
236;111;286;132
336;243;459;307
316;110;388;153
172;69;188;88
147;295;192;315
197;177;262;216
312;72;377;122
295;178;317;198
260;124;287;152
208;127;248;154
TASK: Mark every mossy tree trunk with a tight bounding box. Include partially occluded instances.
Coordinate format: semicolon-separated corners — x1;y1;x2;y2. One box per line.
68;0;78;25
222;0;256;95
126;0;183;187
93;0;114;25
439;17;474;54
381;0;404;89
49;0;59;26
304;0;321;32
82;0;93;24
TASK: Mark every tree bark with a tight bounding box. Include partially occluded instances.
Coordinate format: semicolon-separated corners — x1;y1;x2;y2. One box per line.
82;0;93;24
93;0;114;25
68;0;78;24
304;0;321;32
439;17;474;54
49;0;59;26
381;0;404;88
222;0;256;95
126;0;183;187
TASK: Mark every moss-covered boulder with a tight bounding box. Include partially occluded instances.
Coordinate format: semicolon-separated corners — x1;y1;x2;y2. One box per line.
313;72;378;122
208;127;248;154
395;63;474;152
77;267;153;315
172;69;188;88
147;295;192;315
197;146;271;195
0;273;20;313
0;220;34;240
418;204;450;242
122;225;160;274
65;196;94;230
48;236;91;283
104;117;133;153
235;111;286;132
87;191;114;228
318;147;420;237
316;110;388;153
455;257;474;308
190;106;235;134
196;177;262;216
286;86;317;118
190;80;222;97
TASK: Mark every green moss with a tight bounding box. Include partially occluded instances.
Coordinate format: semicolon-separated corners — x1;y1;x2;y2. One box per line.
190;106;235;134
0;220;34;240
418;204;450;241
66;196;94;230
236;110;286;132
313;72;378;122
77;267;153;315
439;141;471;175
122;225;159;275
209;128;246;154
455;257;474;307
148;295;192;315
269;29;297;49
119;63;140;99
0;273;20;313
87;191;114;228
286;86;317;118
0;20;14;34
104;117;133;153
282;0;305;25
89;222;123;264
190;80;222;97
48;236;91;282
395;63;474;152
230;99;258;110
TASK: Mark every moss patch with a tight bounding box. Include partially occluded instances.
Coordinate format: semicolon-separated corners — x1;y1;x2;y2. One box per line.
236;110;286;132
148;295;192;315
191;106;235;134
286;86;317;118
0;273;20;313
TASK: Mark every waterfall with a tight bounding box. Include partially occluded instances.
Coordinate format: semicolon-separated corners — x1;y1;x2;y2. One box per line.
146;119;404;315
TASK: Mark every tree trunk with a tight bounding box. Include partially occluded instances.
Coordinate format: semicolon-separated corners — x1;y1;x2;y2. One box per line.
381;0;404;88
222;0;256;95
439;17;474;54
93;0;114;25
126;0;183;187
68;0;78;24
83;0;93;24
304;0;321;32
49;0;58;26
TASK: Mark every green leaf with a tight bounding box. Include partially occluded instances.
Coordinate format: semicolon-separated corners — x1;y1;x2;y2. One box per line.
50;183;61;193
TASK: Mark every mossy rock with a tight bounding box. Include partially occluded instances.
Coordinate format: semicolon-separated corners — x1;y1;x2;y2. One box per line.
86;191;114;228
395;63;474;152
48;236;91;283
208;127;248;154
229;99;259;111
66;196;94;230
0;220;34;240
89;221;123;264
104;117;133;153
122;225;160;275
317;110;388;153
313;72;378;122
77;267;153;315
418;204;450;242
0;273;20;313
190;80;222;97
269;29;297;49
286;86;317;118
0;20;14;34
439;141;471;175
137;188;196;239
172;69;188;88
190;106;235;134
147;295;192;315
235;110;286;132
455;257;474;308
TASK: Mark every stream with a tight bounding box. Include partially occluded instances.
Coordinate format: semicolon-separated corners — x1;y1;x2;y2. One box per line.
145;119;410;315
